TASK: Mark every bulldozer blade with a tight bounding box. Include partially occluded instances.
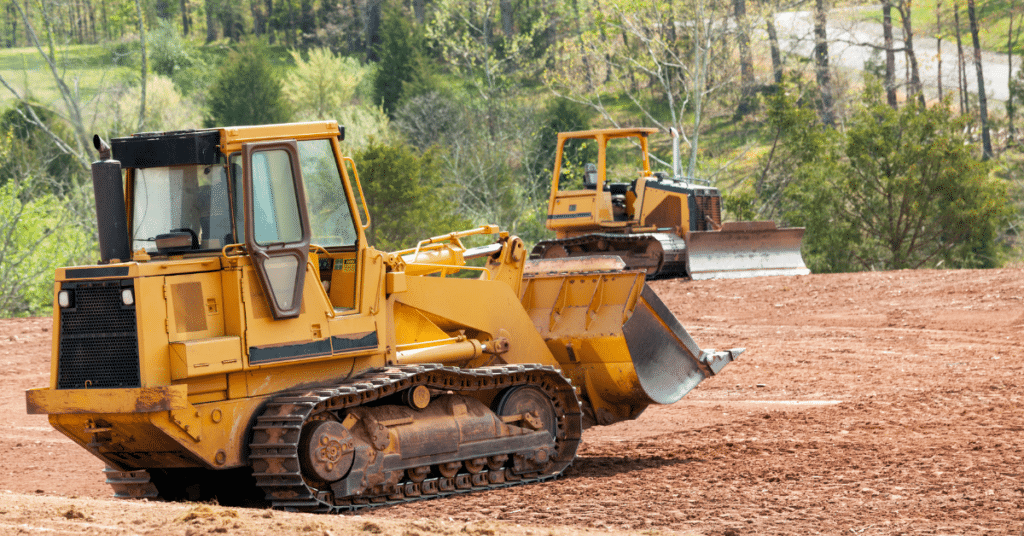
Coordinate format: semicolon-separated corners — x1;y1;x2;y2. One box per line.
686;221;810;280
624;285;744;405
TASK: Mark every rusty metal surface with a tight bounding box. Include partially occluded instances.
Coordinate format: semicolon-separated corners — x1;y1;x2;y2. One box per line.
25;386;189;415
686;222;810;280
249;364;582;512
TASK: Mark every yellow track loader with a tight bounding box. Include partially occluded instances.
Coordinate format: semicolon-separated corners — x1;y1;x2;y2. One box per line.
26;121;742;511
533;128;810;280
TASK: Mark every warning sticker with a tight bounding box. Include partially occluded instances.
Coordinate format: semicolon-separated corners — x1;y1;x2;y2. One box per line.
337;259;357;273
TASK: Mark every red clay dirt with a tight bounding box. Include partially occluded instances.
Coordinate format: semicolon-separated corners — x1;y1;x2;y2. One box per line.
2;268;1023;535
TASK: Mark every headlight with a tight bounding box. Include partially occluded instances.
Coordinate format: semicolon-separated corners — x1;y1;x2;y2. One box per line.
58;290;71;308
121;288;134;306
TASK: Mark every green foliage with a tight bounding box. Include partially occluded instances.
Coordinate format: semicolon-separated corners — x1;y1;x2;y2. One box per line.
532;98;594;185
149;20;199;77
839;96;1009;269
284;47;367;120
100;75;203;136
427;0;549;98
205;39;291;127
0;102;82;195
335;104;392;152
372;4;436;117
770;86;1012;272
352;140;469;251
0;133;95;316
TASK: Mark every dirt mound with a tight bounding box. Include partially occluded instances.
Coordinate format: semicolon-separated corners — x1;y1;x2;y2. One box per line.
3;268;1022;535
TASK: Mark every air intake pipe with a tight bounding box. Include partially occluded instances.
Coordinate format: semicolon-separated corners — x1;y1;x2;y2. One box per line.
91;135;131;264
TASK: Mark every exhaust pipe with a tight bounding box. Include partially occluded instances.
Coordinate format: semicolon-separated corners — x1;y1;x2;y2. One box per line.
91;135;131;264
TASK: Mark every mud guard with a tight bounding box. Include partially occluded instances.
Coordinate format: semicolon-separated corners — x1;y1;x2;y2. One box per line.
624;285;743;405
686;221;810;280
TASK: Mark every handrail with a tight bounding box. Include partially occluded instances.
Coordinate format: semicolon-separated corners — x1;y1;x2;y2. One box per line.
342;156;371;231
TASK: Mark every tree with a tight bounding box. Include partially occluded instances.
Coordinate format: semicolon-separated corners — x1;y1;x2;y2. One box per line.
0;0;148;169
427;0;550;100
353;140;469;250
782;88;1009;272
838;96;1007;268
547;0;737;180
813;0;834;125
371;3;434;116
966;0;993;159
205;39;291;126
0;131;94;316
283;47;365;120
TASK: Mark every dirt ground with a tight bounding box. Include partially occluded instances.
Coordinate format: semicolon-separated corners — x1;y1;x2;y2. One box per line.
2;268;1023;535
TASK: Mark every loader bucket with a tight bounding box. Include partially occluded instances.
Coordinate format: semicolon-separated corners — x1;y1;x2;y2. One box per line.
686;221;810;280
521;260;742;426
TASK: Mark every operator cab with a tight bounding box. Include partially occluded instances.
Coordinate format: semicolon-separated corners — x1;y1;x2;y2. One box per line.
106;124;366;319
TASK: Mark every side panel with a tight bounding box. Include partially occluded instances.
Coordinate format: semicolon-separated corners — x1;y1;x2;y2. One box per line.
393;276;559;369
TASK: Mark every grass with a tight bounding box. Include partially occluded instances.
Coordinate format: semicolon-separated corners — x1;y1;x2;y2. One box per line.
0;40;297;125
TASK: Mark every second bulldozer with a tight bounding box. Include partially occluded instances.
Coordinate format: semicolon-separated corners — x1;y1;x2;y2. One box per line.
533;128;810;280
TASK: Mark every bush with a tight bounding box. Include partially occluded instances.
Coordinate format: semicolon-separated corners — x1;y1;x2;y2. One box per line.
205;39;291;127
372;4;436;117
353;140;468;250
284;47;368;121
149;20;199;77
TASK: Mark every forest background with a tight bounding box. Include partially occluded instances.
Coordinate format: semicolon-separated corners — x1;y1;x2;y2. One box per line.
0;0;1021;316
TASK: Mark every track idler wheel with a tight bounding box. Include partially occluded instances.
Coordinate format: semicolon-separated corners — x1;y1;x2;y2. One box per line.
495;386;558;437
299;420;355;485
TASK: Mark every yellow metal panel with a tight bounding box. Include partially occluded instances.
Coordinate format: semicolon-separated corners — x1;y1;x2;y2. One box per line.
49;283;60;389
386;271;407;294
169;336;243;380
395;275;558;368
134;258;222;278
165;272;226;342
393;303;451;346
26;385;189;414
136;275;172;388
220;121;340;153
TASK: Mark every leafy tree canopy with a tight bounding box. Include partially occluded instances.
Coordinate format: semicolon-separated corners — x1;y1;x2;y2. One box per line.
775;85;1012;272
353;140;469;251
205;39;291;127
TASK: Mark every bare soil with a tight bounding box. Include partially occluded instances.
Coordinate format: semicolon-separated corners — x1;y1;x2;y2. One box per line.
2;268;1023;535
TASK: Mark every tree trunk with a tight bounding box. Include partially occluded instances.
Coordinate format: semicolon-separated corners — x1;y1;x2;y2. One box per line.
180;0;190;35
936;0;942;100
251;0;264;36
364;0;382;62
967;0;993;159
766;16;783;84
954;6;967;116
265;0;274;43
205;0;217;42
898;0;925;105
135;0;147;131
413;0;425;24
733;0;753;88
301;0;315;43
882;0;898;108
500;0;513;36
813;0;834;125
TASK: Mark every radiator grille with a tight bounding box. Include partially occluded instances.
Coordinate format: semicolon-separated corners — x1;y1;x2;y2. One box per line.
692;191;722;231
56;280;140;390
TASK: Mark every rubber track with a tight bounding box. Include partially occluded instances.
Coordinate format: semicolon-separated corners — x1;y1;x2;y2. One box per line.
249;363;582;513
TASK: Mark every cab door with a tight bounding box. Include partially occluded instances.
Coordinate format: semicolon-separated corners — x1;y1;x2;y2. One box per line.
241;140;311;319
